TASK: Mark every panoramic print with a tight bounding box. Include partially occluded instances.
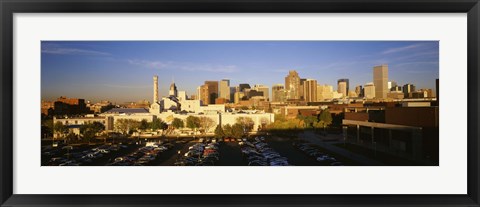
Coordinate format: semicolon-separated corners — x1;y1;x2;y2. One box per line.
41;41;439;166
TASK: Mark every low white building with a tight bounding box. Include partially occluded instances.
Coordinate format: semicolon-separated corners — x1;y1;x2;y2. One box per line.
102;108;155;131
53;116;107;138
180;100;202;113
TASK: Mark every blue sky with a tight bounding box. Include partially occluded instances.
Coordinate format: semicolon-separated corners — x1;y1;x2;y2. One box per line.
41;41;439;103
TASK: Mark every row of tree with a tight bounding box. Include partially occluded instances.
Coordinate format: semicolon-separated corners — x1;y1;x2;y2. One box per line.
170;116;215;134
212;116;256;139
266;109;333;130
114;119;168;135
297;109;333;129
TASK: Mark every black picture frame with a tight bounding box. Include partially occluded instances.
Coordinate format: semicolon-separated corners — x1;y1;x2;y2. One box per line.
1;0;479;206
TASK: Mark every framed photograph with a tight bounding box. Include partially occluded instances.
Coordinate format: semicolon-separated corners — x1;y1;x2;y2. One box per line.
1;0;479;206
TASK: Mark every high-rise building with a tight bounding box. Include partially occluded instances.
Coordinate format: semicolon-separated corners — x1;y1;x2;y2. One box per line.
391;86;402;92
355;85;364;97
272;84;286;102
254;84;270;101
285;70;301;100
239;83;251;92
303;79;317;102
373;64;389;99
234;92;245;104
337;79;348;97
348;90;358;98
317;84;334;101
247;90;264;99
403;83;416;98
153;75;159;103
229;86;237;102
199;84;209;105
299;78;307;100
219;79;231;102
196;86;201;100
388;81;397;91
364;82;376;99
204;81;219;104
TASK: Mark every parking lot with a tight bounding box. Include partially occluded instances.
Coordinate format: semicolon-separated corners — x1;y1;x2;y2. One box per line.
41;135;358;166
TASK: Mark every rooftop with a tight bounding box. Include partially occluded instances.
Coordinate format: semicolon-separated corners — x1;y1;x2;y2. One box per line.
104;108;149;114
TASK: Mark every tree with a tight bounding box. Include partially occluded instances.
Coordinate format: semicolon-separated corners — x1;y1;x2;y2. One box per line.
114;119;140;135
313;120;327;129
266;115;304;131
317;109;333;132
186;116;201;131
91;121;105;134
171;118;184;129
53;121;69;139
41;119;54;139
231;123;244;138
318;109;333;126
199;117;215;134
214;125;225;138
297;114;317;128
223;124;233;137
150;118;168;131
80;122;105;143
139;119;149;131
259;117;269;131
236;117;254;133
80;125;96;143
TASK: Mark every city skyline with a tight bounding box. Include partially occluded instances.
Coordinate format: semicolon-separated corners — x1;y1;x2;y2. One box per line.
41;41;439;103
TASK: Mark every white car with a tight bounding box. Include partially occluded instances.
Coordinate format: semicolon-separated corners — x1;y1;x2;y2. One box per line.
99;149;110;154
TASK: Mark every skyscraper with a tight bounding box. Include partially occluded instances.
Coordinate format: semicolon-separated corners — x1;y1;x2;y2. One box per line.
272;84;286;102
285;70;300;100
153;75;159;103
219;79;231;102
254;84;270;101
364;82;376;99
199;84;209;105
234;92;245;104
337;79;348;97
299;78;307;100
303;79;317;102
239;83;251;92
403;83;416;98
317;84;334;101
388;81;397;91
199;81;219;105
373;64;389;99
355;85;364;97
229;86;237;102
